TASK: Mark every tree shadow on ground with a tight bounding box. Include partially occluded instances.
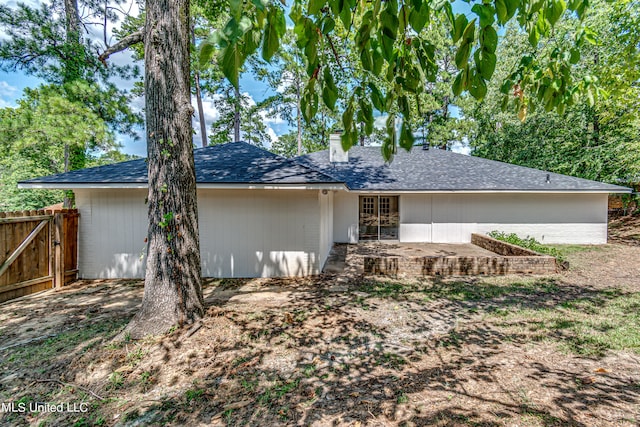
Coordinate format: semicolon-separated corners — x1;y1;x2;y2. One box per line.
1;274;638;426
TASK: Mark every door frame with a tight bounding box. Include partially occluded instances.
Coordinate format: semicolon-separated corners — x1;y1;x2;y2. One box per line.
358;195;400;241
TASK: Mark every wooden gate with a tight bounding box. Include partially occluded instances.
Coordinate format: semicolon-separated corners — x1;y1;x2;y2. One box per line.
0;209;79;304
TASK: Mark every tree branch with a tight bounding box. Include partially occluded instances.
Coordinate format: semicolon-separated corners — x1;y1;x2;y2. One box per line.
98;28;144;64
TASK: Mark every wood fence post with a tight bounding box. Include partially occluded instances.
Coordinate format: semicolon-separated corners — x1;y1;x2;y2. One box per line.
53;212;65;289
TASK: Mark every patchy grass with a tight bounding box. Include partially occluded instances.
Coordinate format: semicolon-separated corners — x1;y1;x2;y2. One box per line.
358;277;560;301
3;318;127;369
489;290;640;357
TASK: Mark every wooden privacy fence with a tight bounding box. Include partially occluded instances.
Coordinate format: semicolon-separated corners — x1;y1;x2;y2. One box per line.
0;209;79;304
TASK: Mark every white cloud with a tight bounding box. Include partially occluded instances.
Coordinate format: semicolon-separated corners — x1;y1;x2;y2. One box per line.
0;81;19;108
259;109;285;125
191;96;220;146
451;139;471;156
264;126;279;149
0;81;18;97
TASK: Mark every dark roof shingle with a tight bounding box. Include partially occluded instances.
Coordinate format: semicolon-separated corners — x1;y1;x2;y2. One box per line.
20;142;630;193
20;142;340;185
296;146;630;192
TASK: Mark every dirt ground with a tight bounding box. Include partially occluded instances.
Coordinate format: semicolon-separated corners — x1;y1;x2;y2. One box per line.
1;218;640;426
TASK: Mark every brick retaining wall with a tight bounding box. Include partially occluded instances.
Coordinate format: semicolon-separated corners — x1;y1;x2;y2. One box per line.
361;235;557;277
470;233;543;257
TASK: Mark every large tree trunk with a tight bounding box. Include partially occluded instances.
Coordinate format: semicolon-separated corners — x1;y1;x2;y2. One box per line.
125;0;204;338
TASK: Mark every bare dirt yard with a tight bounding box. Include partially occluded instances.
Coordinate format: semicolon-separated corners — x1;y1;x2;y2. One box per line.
1;218;640;426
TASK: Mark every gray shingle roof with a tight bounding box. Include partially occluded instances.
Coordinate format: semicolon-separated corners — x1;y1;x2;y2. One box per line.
21;142;630;193
296;146;630;192
20;142;341;186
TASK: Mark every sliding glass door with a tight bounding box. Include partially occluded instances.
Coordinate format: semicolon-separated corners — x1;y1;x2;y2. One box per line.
359;196;399;241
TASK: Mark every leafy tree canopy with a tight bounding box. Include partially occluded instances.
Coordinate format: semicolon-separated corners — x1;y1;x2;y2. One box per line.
0;84;124;210
464;0;640;184
202;0;595;160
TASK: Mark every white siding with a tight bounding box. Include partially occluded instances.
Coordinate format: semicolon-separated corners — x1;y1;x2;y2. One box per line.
319;191;334;269
75;189;148;279
75;188;323;279
333;191;359;243
399;194;432;242
198;189;321;277
400;193;608;244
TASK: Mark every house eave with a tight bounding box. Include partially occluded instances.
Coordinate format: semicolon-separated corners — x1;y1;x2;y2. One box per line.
18;182;348;191
349;189;631;194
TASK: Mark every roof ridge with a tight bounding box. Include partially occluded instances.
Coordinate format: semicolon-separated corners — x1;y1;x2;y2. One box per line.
288;156;343;183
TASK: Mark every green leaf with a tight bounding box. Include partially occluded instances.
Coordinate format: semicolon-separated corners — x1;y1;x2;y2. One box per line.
369;83;385;111
476;50;496;80
382;113;397;161
452;14;468;43
343;97;355;131
399;120;414;151
307;0;325;15
462;19;476;43
455;43;471;69
372;42;384;75
380;11;399;40
580;27;598;45
417;41;437;82
360;98;374;134
322;67;338;111
569;0;587;19
219;42;244;88
480;26;498;54
360;47;373;71
569;47;580;64
339;6;352;28
380;34;395;61
251;0;268;11
528;26;540;47
398;95;411;119
199;36;216;68
471;4;496;27
262;7;286;61
301;78;318;122
495;0;508;24
341;130;358;151
322;16;336;34
499;79;513;94
229;0;242;20
469;71;487;100
452;71;464;96
409;6;428;32
504;0;519;20
545;0;566;26
500;94;509;111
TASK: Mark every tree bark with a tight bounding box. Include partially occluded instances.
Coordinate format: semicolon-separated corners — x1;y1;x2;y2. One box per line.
296;75;302;155
99;29;144;63
63;0;82;82
192;27;208;147
125;0;204;338
233;84;241;141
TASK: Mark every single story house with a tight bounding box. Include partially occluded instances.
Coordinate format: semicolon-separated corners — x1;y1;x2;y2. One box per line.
19;136;630;279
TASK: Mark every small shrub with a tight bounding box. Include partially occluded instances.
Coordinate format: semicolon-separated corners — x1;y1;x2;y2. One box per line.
488;231;566;263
